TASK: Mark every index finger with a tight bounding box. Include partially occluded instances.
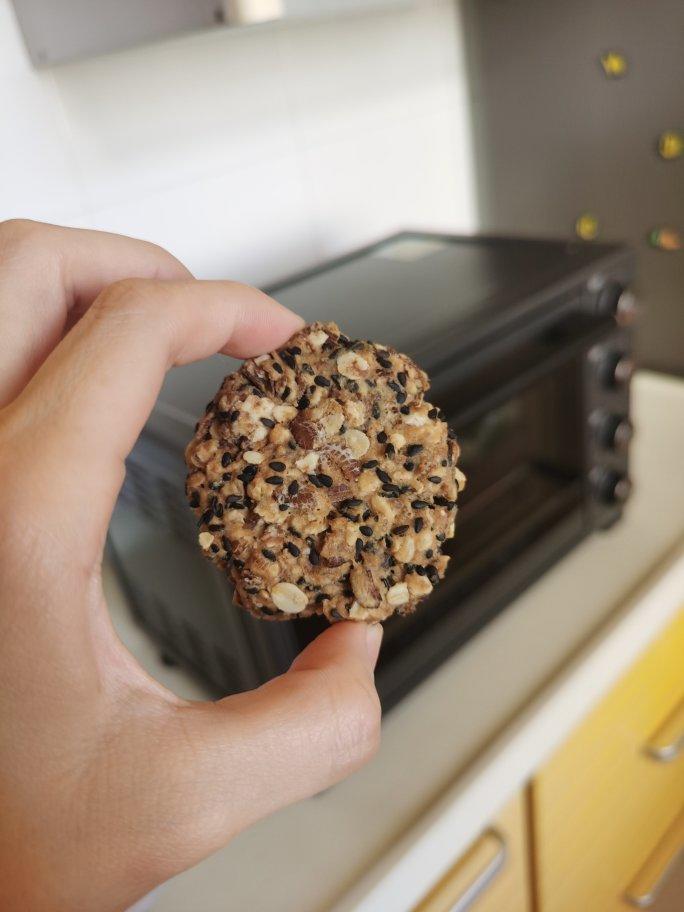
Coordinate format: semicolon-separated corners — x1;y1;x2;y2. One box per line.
4;277;303;561
0;219;191;406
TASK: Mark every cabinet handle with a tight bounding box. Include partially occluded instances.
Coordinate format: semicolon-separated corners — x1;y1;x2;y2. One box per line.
624;810;684;908
644;700;684;762
413;829;507;912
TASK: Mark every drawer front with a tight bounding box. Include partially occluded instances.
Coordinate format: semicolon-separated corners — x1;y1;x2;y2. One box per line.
533;609;684;912
413;792;531;912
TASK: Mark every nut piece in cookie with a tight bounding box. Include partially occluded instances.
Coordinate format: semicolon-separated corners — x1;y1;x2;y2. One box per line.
185;321;465;623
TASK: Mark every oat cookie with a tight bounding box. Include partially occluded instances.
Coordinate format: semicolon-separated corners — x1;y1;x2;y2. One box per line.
185;322;465;622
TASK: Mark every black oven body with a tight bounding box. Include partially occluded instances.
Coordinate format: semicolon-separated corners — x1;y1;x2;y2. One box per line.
108;233;636;709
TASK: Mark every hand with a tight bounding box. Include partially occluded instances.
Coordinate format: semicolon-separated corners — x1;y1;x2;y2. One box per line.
0;220;382;912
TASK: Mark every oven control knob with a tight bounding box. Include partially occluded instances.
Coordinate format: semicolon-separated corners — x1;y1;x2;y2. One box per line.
591;467;632;504
591;411;633;450
593;349;635;388
597;282;639;326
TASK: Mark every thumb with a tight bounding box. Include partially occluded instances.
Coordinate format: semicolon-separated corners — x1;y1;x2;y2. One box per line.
152;622;383;877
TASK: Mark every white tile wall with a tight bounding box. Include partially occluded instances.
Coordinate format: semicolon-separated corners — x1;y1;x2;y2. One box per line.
1;0;475;285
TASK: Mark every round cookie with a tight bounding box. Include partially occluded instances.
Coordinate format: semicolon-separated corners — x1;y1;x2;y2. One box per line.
185;322;465;622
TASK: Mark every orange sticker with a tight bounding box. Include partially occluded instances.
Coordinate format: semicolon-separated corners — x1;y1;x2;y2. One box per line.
648;228;681;252
600;51;628;78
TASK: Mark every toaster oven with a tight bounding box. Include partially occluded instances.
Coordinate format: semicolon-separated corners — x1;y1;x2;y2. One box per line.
108;232;636;709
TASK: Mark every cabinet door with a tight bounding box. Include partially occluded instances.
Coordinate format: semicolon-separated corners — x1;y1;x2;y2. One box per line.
533;609;684;912
412;791;531;912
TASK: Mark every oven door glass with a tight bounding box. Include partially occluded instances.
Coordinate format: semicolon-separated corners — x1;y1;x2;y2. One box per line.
376;351;586;667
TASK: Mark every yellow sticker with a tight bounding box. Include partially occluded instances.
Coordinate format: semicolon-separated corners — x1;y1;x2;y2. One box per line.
600;51;628;78
658;131;684;161
648;228;681;252
576;213;600;241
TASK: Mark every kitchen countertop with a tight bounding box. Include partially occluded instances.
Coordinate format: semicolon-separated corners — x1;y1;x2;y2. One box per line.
105;371;684;912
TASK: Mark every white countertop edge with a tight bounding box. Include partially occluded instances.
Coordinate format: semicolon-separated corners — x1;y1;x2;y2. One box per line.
331;540;684;912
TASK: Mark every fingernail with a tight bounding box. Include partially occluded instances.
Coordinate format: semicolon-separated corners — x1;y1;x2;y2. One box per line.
365;623;383;670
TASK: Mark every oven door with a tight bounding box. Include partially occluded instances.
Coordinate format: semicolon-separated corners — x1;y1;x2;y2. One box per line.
373;314;610;708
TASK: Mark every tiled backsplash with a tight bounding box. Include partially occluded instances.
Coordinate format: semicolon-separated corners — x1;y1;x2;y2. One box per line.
1;0;475;285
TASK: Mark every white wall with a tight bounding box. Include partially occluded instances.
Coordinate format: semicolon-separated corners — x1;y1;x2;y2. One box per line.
1;0;475;285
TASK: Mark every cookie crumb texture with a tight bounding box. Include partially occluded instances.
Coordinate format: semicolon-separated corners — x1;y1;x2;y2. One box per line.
185;322;465;623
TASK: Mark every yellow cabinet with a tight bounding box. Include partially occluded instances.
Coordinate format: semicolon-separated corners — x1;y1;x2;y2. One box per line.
532;609;684;912
412;791;531;912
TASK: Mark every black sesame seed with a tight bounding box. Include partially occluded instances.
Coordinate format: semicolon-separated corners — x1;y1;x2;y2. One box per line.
396;391;407;404
200;509;213;525
189;492;200;508
251;386;265;398
392;524;409;536
302;363;314;375
288;440;297;450
317;473;333;488
281;353;296;370
260;417;275;429
285;542;301;557
382;483;401;493
377;430;388;444
222;472;232;481
308;473;323;488
262;549;277;561
222;537;232;554
216;410;230;421
314;374;331;387
265;476;284;486
388;380;402;395
400;405;410;415
363;541;375;552
289;346;302;356
360;525;373;537
233;559;245;569
315;593;330;603
210;480;223;490
281;386;291;400
230;410;240;422
433;495;449;506
272;362;283;374
208;523;222;531
340;498;363;508
385;443;396;458
288;481;300;497
209;543;219;553
355;538;364;557
339;424;347;434
278;503;289;511
428;475;443;484
397;371;408;387
372;403;381;419
213;501;224;518
436;532;446;542
269;461;286;472
425;549;434;558
404;460;415;471
362;460;379;470
362;509;372;520
406;444;423;457
377;355;392;369
411;499;430;509
246;586;260;594
221;452;232;468
297;395;310;411
309;547;320;566
376;468;391;483
239;465;258;483
428;408;439;419
414;517;424;533
415;565;427;576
